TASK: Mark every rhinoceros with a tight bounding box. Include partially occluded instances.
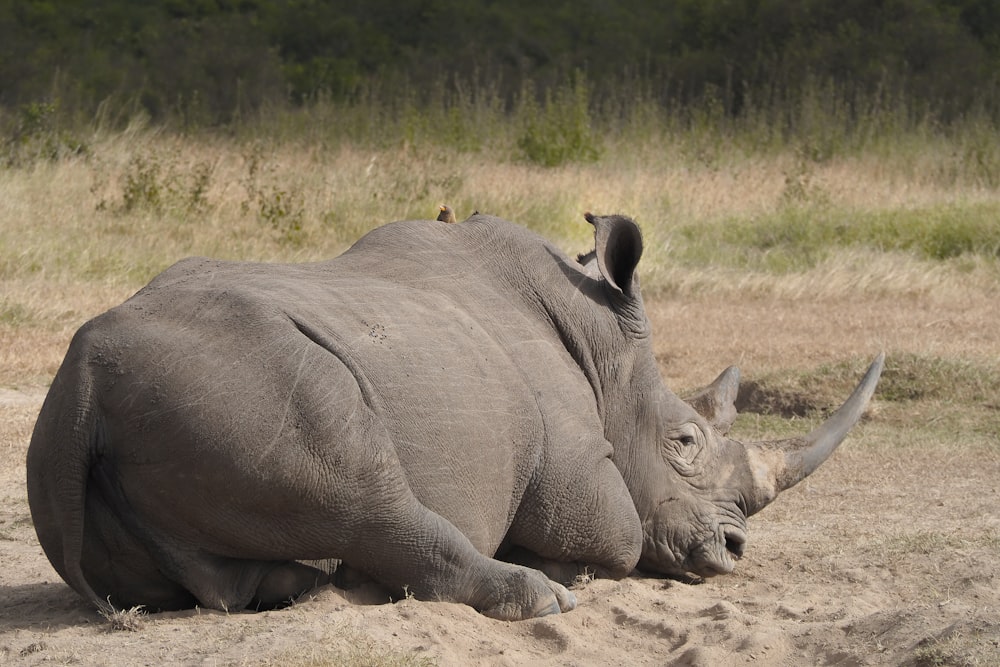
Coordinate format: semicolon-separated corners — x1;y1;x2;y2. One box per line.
27;213;883;621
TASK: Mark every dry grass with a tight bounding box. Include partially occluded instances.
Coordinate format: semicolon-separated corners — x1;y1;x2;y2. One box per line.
2;127;997;392
99;604;146;633
2;125;999;665
5;125;1000;275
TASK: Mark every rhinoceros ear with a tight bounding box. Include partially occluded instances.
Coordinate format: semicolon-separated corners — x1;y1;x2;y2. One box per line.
683;366;740;435
584;213;643;295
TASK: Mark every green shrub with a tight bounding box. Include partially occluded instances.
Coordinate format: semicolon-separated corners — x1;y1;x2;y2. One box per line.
238;143;308;245
116;154;215;216
120;155;165;213
516;73;602;167
258;187;306;245
2;101;87;167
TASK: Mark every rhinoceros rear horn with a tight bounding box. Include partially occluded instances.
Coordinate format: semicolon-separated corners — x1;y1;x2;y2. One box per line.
585;213;643;295
744;353;885;515
684;366;740;435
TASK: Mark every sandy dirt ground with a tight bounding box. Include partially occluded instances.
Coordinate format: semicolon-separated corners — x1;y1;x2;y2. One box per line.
1;293;998;666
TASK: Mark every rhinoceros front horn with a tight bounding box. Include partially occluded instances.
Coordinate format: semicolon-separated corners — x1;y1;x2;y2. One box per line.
744;353;885;515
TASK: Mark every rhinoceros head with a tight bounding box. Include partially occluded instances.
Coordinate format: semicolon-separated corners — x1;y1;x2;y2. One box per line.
581;213;883;580
635;357;881;579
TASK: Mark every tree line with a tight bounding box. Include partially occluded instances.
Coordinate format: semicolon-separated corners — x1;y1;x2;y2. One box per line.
2;0;999;126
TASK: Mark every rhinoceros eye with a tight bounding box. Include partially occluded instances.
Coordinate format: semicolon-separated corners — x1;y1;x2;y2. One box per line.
678;434;697;447
663;423;705;474
673;424;704;450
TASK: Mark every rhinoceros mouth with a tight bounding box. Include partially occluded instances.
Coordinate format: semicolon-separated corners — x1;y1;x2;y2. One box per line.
687;526;747;577
640;523;748;579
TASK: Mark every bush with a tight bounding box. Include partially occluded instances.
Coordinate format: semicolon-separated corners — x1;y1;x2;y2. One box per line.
2;101;87;167
516;73;602;168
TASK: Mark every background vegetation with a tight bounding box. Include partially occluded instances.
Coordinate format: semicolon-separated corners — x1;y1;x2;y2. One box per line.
3;0;1000;126
1;0;999;379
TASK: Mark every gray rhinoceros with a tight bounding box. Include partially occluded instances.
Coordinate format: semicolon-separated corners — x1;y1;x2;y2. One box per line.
27;213;883;621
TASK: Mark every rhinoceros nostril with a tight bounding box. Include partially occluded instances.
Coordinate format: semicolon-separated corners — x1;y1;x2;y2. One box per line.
725;531;746;559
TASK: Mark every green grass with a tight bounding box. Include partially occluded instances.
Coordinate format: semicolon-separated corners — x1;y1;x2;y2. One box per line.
730;412;825;441
727;353;1000;460
876;353;1000;404
734;353;1000;414
664;203;1000;275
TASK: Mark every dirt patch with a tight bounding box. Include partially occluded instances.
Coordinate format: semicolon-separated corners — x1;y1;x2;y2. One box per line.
1;293;998;666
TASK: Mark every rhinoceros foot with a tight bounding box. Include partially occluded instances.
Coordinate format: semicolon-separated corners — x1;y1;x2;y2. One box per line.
476;564;577;621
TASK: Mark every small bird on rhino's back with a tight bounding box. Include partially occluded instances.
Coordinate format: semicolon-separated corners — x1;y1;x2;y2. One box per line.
436;205;457;223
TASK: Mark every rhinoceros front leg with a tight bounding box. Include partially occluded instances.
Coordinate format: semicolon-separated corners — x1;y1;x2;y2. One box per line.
300;409;574;620
348;490;577;620
504;443;643;584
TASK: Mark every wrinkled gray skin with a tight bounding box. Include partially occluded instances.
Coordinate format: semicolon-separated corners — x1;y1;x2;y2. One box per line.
27;213;884;621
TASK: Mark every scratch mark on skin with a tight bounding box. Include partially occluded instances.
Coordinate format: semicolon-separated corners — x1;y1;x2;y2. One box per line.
261;340;311;459
131;336;302;423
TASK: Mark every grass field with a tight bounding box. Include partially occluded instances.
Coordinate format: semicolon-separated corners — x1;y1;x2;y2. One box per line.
1;111;999;665
2;113;999;386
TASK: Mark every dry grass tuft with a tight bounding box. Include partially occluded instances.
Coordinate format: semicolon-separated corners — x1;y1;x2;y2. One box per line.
570;568;596;589
99;604;146;632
